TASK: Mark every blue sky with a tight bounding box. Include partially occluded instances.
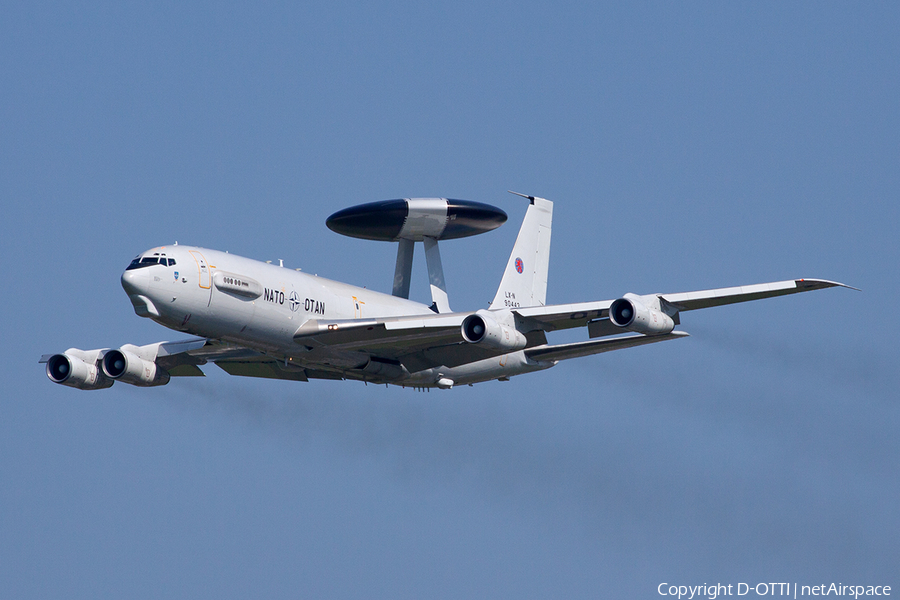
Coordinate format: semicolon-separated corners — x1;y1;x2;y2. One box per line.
2;2;898;598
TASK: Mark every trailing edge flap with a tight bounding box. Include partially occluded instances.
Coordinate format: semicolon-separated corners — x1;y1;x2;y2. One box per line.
213;359;346;381
153;338;341;380
214;359;309;381
166;364;206;377
293;315;466;350
514;300;613;333
292;314;543;372
525;331;689;362
152;338;266;376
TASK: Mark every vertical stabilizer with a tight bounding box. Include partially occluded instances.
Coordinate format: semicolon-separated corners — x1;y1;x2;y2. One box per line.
490;194;553;309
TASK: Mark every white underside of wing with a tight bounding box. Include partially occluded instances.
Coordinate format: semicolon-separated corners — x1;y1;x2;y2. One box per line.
525;331;689;363
660;278;854;311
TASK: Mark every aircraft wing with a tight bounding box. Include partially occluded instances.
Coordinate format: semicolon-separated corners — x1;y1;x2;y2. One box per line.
135;338;349;382
140;278;851;379
525;331;689;362
515;300;612;332
290;314;539;372
659;278;853;310
152;338;266;376
286;277;851;370
515;278;853;336
291;314;466;349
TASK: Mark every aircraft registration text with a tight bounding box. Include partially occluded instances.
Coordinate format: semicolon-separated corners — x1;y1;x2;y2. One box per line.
503;291;520;308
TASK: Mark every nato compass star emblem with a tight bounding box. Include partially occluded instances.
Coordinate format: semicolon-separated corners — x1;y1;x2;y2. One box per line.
515;257;524;274
289;291;301;312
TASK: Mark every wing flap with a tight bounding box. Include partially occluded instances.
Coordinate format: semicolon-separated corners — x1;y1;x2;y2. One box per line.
293;315;465;349
292;316;469;366
525;331;689;362
292;314;550;372
215;359;309;381
166;364;206;377
155;338;264;373
399;343;501;372
515;301;612;332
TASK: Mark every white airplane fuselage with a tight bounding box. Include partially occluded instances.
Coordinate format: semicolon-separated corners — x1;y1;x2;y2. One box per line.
122;245;552;387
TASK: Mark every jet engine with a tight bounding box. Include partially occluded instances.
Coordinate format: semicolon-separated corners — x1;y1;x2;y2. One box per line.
102;348;170;387
461;310;527;352
609;294;675;335
45;351;114;390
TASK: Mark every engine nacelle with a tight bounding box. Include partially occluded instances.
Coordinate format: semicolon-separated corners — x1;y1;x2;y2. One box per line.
461;310;527;352
102;348;170;387
609;294;675;335
46;351;114;390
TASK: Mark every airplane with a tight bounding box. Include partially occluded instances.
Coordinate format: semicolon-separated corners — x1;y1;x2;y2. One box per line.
41;193;853;391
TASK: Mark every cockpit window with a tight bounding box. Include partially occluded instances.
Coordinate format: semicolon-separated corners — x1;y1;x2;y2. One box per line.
126;256;169;270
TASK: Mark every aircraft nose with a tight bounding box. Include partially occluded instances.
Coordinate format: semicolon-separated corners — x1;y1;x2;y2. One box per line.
121;268;148;296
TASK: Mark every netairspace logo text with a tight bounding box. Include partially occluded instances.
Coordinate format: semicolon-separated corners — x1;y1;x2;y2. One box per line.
657;583;891;600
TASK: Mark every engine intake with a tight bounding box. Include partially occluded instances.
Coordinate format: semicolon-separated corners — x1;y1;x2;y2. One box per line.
46;352;114;390
461;311;527;352
609;294;675;335
102;349;170;387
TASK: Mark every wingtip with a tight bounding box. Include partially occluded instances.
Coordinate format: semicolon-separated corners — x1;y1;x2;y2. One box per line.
797;278;861;292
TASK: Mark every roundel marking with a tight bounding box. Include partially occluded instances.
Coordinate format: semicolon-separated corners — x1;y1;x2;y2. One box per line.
515;257;524;274
289;291;301;312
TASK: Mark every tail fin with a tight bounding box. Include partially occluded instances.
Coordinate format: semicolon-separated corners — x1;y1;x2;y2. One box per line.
490;193;553;309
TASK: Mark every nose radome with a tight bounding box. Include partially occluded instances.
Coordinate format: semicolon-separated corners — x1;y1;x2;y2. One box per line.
121;268;147;296
121;268;161;318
